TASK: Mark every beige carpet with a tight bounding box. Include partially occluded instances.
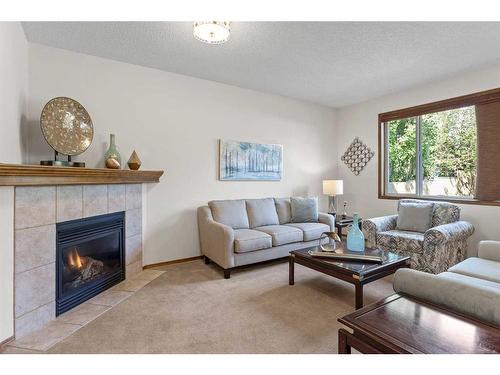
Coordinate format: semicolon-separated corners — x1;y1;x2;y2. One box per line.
41;258;394;354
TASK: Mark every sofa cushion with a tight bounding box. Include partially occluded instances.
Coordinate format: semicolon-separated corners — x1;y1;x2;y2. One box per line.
448;257;500;284
274;198;292;224
245;198;280;228
377;230;424;254
285;222;329;241
290;197;319;223
208;199;249;229
254;225;303;246
478;240;500;263
234;229;272;253
397;201;434;233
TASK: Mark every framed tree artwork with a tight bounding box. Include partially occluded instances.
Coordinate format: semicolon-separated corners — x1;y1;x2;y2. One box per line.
219;139;283;181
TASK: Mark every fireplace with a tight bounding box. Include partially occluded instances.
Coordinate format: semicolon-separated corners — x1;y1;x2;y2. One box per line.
56;212;125;315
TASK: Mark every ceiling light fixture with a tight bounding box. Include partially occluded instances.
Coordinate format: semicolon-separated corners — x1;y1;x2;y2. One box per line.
193;21;231;45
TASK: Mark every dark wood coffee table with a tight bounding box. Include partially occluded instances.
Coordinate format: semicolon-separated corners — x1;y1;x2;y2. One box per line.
338;294;500;353
289;245;410;309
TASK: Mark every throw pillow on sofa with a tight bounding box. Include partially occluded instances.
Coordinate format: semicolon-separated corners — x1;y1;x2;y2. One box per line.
274;197;292;224
246;198;280;228
290;197;318;223
208;199;250;229
397;202;434;233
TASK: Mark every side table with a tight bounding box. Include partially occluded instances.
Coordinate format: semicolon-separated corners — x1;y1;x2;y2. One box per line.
334;215;362;237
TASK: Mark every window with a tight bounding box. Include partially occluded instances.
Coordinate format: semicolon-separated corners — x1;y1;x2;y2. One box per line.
387;117;417;195
379;88;500;204
421;107;477;198
384;106;477;199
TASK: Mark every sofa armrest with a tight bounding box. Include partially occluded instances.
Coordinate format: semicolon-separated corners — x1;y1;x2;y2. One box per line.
424;221;474;245
393;268;500;327
197;206;235;269
362;215;397;247
318;212;335;231
478;240;500;262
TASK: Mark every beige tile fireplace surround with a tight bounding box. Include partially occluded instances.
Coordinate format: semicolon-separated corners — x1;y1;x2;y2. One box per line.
13;183;144;339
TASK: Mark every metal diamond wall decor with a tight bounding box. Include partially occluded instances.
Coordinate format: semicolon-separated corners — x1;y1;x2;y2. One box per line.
341;137;375;176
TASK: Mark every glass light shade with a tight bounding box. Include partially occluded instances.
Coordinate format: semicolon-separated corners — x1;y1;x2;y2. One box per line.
193;21;231;44
323;180;344;195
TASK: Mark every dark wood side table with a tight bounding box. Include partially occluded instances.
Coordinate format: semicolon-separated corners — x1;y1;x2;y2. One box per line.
338;293;500;354
289;245;409;309
334;215;362;237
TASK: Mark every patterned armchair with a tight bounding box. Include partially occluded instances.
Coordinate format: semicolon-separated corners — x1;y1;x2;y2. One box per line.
363;199;474;274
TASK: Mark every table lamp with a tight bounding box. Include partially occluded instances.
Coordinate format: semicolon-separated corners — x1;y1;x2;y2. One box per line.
323;180;343;215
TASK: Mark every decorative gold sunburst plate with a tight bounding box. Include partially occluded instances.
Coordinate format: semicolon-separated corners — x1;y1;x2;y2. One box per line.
40;97;94;156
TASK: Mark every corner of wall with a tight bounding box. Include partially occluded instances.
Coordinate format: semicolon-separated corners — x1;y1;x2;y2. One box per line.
0;21;30;343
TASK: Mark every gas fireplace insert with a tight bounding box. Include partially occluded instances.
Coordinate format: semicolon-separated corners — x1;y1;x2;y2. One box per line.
56;212;125;316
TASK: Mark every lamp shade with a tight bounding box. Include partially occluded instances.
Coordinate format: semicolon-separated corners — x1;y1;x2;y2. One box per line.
323;180;343;195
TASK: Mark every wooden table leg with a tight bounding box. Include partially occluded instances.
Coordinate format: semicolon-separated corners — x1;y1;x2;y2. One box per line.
355;284;363;309
289;255;295;285
338;329;352;354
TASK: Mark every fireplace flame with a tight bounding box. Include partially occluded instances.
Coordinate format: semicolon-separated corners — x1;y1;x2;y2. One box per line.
68;248;83;269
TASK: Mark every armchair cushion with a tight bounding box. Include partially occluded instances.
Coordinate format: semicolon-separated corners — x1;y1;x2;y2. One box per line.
246;198;279;228
254;225;303;246
448;257;500;284
396;201;434;233
208;199;249;229
233;229;272;253
377;230;424;254
285;222;330;241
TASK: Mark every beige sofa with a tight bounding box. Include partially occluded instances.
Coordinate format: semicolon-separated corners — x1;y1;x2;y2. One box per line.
393;240;500;327
197;198;334;278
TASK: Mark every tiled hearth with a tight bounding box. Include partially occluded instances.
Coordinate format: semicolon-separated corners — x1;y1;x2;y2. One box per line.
13;184;145;339
6;269;164;352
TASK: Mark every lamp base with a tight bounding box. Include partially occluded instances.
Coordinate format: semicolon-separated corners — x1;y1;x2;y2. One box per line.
328;195;336;215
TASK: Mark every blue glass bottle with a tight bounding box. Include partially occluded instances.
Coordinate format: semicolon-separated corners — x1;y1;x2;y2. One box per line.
347;213;365;252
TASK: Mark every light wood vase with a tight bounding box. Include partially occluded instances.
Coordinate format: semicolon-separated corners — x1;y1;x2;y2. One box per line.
127;150;142;170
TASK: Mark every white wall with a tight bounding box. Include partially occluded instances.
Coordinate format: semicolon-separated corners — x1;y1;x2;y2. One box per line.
337;64;500;256
0;22;28;343
27;44;338;265
0;22;28;164
19;39;500;268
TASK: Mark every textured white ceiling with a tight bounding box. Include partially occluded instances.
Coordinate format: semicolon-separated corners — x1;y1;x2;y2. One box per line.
22;22;500;108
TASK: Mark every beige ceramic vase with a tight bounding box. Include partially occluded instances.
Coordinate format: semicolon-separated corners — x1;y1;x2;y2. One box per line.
105;157;121;169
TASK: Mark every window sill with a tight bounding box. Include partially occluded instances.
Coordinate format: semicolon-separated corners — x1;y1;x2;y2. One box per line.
379;194;500;207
